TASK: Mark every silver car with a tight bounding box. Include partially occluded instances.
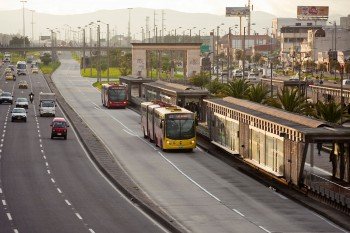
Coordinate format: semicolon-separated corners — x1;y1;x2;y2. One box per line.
16;97;29;109
11;108;27;122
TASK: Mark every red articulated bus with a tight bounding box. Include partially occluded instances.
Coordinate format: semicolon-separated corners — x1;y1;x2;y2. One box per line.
101;83;128;108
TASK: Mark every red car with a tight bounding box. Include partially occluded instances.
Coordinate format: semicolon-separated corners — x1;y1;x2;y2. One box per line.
50;117;69;140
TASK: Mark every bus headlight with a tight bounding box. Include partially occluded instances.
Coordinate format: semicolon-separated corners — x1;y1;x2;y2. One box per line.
191;140;195;144
166;141;170;144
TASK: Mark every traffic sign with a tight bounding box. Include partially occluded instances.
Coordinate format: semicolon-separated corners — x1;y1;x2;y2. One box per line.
200;45;210;53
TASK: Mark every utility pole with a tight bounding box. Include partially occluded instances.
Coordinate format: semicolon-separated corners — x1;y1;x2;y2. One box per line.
30;10;35;45
243;27;246;79
146;16;150;43
161;10;165;42
82;28;86;73
216;26;220;79
107;23;110;82
20;0;27;48
228;27;232;80
153;10;157;41
127;8;132;45
247;0;251;35
89;26;92;77
97;24;101;83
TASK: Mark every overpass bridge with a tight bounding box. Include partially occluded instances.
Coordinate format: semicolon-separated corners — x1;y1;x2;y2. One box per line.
0;46;131;52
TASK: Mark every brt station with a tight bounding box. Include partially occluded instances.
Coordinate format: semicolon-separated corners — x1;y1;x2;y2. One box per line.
203;97;350;188
260;77;308;95
309;84;350;106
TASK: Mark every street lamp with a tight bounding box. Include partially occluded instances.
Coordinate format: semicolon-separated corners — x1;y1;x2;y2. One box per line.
189;27;196;42
127;8;133;45
20;0;27;48
174;26;182;43
30;9;35;46
216;23;224;79
198;27;206;43
97;20;110;81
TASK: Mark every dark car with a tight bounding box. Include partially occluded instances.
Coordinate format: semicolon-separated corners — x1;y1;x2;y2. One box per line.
50;117;69;140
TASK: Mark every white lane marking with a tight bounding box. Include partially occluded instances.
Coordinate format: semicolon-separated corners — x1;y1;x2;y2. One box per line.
4;126;6;129
233;209;245;217
3;130;5;133
89;229;95;233
0;149;2;153
40;144;43;148
1;139;3;142
45;162;49;166
55;100;170;232
51;178;55;183
6;213;12;221
0;144;3;147
38;134;41;138
196;146;203;152
41;150;44;154
0;188;2;193
13;229;19;233
47;170;51;174
43;155;46;159
2;134;4;137
57;188;62;193
4;122;6;125
157;151;221;202
2;199;6;206
39;139;42;143
272;191;288;200
259;226;271;233
312;213;348;233
122;128;136;136
65;199;71;206
75;213;83;220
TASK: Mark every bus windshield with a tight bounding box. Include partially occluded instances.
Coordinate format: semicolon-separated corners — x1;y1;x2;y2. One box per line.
165;114;195;140
108;88;126;101
17;63;26;69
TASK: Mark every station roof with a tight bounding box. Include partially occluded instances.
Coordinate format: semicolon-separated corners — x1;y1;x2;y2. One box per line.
119;76;153;84
143;80;209;96
206;97;350;141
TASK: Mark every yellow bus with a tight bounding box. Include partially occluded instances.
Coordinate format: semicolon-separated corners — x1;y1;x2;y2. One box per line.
141;102;196;151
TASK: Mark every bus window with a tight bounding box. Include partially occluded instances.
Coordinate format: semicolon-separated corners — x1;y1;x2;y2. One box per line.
166;118;195;140
109;89;126;101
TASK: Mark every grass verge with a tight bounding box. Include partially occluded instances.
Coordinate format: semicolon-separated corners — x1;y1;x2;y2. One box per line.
81;67;122;78
39;61;61;74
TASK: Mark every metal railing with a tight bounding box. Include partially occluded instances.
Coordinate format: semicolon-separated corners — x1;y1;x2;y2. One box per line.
304;171;350;208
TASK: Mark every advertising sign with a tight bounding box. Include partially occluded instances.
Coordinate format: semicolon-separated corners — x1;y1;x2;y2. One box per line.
297;6;329;19
40;36;51;40
226;7;250;17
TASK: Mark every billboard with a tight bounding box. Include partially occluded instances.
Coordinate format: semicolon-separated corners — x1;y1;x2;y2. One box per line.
40;36;51;41
226;7;250;17
297;6;329;19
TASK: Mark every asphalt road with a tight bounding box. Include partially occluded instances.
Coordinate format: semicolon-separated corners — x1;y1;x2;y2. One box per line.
0;63;165;233
52;52;349;233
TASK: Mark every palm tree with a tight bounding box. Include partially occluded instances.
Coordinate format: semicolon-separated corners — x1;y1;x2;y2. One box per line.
314;101;343;123
269;87;311;114
206;78;227;97
247;83;270;104
225;78;251;99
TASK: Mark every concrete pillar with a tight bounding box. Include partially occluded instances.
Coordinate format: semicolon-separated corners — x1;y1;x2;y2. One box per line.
132;48;147;77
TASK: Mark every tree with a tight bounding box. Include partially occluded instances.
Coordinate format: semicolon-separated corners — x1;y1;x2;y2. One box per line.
246;83;270;104
206;78;227;97
224;79;251;99
41;53;52;65
273;87;311;114
119;53;132;76
235;49;243;61
189;72;210;88
100;62;108;73
251;53;262;63
9;36;30;46
314;101;343;124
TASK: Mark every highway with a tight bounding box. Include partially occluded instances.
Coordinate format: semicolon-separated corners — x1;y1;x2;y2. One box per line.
52;52;348;233
0;63;165;232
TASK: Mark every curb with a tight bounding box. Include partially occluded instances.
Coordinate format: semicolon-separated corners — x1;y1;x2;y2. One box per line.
43;74;186;233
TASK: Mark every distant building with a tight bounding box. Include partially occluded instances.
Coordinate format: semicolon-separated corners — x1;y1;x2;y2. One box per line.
340;15;350;30
280;25;322;62
272;18;326;39
218;33;272;57
301;27;350;62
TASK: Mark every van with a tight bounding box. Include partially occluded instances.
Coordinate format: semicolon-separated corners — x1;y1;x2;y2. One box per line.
16;61;27;75
342;79;350;85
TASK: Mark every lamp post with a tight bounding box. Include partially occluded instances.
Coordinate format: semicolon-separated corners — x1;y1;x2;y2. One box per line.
198;27;206;43
30;9;34;46
216;23;224;79
20;0;27;48
127;8;133;45
174;27;182;43
189;27;196;43
97;20;110;82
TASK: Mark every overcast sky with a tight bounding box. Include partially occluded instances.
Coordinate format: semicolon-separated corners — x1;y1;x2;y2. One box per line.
0;0;348;16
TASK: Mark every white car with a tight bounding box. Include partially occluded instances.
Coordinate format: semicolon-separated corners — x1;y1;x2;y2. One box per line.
342;79;350;85
11;108;27;122
247;73;260;82
16;97;29;109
